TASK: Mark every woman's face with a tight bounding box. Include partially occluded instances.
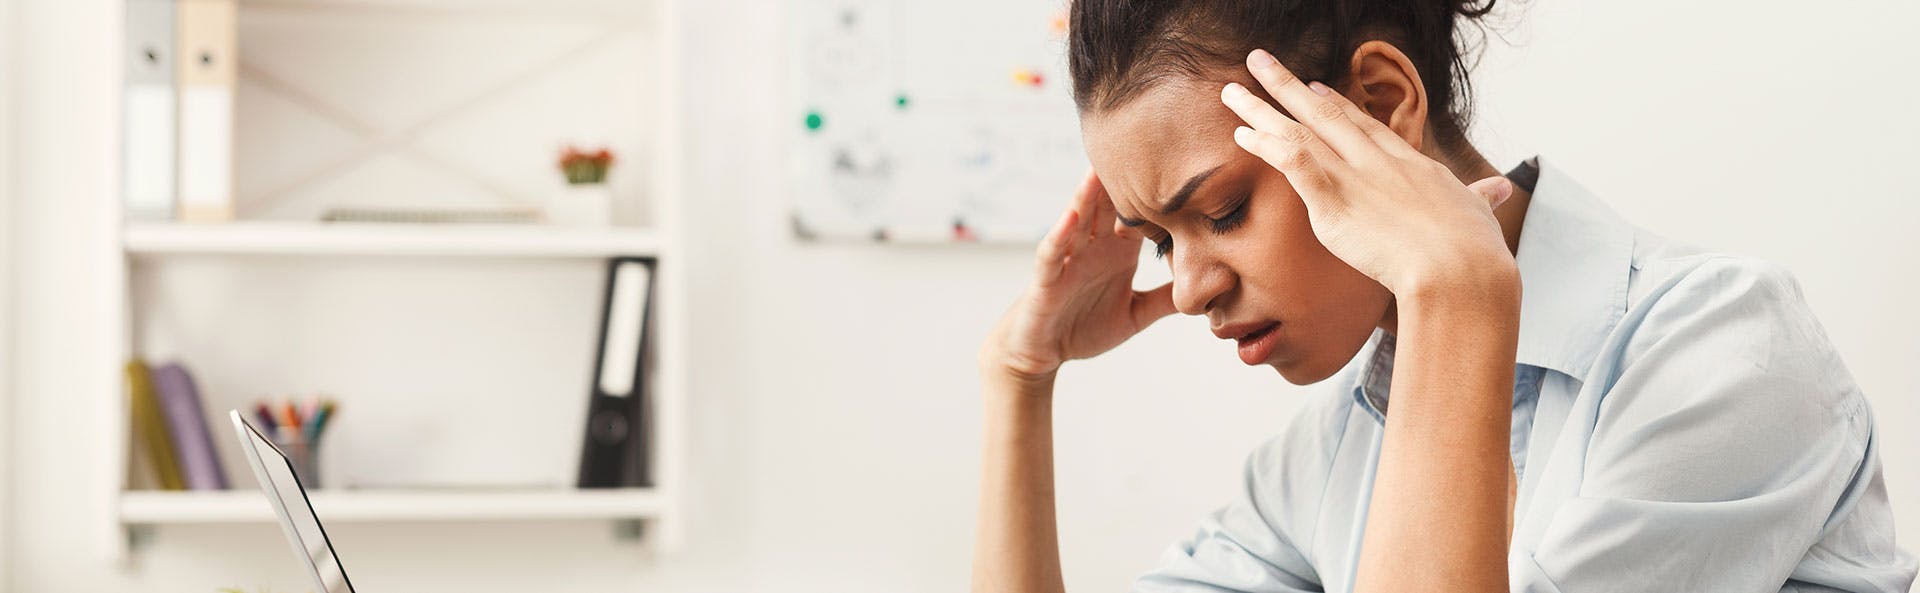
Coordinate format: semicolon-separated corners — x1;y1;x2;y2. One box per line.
1081;79;1391;385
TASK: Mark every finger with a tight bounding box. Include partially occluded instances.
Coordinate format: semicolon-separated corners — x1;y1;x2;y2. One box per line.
1066;169;1104;234
1085;173;1118;239
1130;282;1178;328
1034;208;1080;285
1466;176;1515;210
1220;82;1307;141
1306;81;1419;157
1244;49;1381;161
1219;84;1342;172
1232;125;1339;201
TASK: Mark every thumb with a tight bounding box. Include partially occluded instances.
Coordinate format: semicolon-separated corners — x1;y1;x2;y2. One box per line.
1467;176;1515;210
1130;282;1178;328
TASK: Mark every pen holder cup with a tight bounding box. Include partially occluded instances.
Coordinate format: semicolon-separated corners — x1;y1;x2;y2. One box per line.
272;434;322;489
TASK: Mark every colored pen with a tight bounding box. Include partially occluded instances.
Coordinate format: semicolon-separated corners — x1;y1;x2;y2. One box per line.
309;401;335;444
254;402;279;439
280;401;302;441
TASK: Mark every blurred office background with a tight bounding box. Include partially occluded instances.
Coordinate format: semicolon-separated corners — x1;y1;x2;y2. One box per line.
2;0;1917;592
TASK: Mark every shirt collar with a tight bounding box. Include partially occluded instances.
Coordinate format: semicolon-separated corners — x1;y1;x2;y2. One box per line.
1350;156;1635;421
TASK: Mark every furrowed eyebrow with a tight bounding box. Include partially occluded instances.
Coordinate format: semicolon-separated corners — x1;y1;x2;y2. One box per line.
1115;165;1224;227
1159;166;1222;215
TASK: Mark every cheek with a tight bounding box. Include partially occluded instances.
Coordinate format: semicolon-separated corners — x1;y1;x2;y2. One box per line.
1235;186;1390;338
1239;186;1345;292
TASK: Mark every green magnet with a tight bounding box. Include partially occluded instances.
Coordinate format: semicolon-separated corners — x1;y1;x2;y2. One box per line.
894;94;910;109
804;111;824;131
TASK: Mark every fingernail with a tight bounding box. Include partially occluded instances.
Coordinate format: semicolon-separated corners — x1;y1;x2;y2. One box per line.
1249;49;1279;69
1233;126;1254;145
1222;82;1246;98
1308;81;1332;96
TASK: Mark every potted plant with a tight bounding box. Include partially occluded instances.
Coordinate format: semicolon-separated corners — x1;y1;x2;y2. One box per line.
549;145;615;226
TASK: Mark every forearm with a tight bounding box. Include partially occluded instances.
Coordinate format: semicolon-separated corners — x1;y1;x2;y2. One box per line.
1354;274;1521;593
971;366;1067;593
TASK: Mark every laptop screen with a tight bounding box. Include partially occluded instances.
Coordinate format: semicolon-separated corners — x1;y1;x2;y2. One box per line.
233;412;355;593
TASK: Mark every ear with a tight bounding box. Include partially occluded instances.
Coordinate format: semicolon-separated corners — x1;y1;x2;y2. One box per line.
1342;40;1430;152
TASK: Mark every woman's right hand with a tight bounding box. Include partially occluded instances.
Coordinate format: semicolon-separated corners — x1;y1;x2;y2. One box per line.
981;170;1179;384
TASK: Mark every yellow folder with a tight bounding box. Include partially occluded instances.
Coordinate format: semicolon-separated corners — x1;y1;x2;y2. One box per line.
127;360;186;490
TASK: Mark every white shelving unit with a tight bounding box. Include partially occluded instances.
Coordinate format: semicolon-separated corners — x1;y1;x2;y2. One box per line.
124;221;668;259
120;488;667;524
99;0;688;566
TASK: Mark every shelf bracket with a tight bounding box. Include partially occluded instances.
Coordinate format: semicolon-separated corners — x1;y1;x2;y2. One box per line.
125;524;158;555
612;518;647;543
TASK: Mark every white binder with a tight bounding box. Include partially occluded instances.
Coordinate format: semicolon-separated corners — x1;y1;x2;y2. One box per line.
123;0;176;221
176;0;237;223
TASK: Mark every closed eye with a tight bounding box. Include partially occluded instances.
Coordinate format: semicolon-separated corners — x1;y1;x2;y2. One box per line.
1150;194;1250;259
1207;195;1251;234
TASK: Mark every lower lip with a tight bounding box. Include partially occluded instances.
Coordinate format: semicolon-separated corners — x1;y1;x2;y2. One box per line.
1235;323;1282;365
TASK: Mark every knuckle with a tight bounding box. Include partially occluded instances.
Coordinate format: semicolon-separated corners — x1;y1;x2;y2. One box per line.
1261;66;1299;89
1278;123;1315;145
1310;100;1346;123
1276;145;1314;170
1295;166;1331;190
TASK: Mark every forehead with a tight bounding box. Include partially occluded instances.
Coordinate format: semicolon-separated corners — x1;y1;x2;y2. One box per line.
1079;80;1249;215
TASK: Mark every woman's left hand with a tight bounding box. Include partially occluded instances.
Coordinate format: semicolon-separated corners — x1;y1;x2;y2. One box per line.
1221;49;1517;299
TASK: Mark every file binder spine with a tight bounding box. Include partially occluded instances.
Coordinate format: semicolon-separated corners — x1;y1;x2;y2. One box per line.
577;257;656;488
152;363;229;490
127;360;187;490
123;0;177;221
175;0;237;223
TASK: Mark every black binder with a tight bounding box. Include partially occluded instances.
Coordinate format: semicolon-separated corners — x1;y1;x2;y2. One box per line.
577;256;656;488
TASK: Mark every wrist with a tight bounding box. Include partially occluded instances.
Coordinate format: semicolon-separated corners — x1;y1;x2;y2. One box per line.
978;322;1063;390
1396;255;1521;315
979;350;1060;398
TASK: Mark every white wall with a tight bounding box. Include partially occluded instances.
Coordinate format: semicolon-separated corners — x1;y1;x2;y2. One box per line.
1466;0;1920;535
0;0;14;583
6;1;1918;593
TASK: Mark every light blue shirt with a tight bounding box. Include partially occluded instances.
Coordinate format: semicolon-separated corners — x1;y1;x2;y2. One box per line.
1135;158;1917;593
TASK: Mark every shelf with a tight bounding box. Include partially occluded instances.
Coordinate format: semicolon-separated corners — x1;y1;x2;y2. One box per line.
119;488;667;524
123;222;665;259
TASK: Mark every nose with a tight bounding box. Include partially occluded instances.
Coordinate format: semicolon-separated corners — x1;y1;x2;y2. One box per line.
1169;245;1231;316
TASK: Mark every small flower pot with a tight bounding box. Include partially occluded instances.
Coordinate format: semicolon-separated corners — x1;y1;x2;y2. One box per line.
549;183;613;227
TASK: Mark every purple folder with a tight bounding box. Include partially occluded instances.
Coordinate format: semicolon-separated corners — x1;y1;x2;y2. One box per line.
151;363;228;490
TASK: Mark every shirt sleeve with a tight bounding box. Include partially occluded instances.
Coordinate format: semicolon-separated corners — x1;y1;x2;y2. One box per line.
1512;257;1916;593
1134;392;1349;593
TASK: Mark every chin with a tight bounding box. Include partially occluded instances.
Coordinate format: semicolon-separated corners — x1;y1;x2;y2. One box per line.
1267;354;1344;386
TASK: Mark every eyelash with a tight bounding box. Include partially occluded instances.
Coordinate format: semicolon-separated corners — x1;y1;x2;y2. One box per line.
1151;195;1252;259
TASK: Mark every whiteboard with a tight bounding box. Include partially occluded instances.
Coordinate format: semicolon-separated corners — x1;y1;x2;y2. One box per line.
788;0;1087;243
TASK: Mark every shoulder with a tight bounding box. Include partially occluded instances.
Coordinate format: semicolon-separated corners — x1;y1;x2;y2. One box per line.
1619;243;1843;385
1591;241;1871;485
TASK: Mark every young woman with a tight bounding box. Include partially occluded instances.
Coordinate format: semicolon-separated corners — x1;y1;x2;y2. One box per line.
972;1;1916;592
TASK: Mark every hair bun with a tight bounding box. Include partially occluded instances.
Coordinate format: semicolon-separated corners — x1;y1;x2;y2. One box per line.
1453;0;1498;19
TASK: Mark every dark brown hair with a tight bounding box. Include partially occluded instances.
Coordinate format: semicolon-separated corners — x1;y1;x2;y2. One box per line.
1068;0;1499;151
